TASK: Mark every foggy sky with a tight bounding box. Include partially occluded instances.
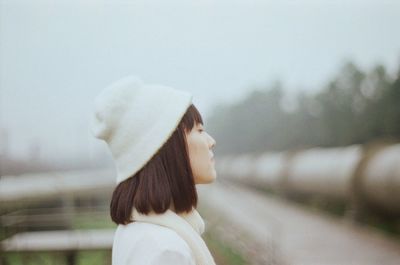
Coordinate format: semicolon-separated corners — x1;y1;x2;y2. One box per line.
1;0;399;164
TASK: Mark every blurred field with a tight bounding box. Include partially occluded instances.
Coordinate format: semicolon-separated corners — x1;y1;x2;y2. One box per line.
1;211;246;265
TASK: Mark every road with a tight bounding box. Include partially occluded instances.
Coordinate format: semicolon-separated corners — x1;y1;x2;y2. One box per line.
197;180;400;265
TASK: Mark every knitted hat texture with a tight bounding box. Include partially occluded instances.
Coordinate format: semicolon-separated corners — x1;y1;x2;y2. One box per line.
90;76;192;184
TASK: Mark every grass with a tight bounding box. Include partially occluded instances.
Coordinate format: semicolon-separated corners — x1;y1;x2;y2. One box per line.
2;210;247;265
204;230;247;265
71;214;116;230
2;251;111;265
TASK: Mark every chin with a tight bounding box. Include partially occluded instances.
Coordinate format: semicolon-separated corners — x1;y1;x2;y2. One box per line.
196;173;217;184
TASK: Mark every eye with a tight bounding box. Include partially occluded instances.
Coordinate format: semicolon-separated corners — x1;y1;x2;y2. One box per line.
198;128;204;133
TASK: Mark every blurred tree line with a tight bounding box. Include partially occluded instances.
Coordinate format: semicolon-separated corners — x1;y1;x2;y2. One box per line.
207;61;400;154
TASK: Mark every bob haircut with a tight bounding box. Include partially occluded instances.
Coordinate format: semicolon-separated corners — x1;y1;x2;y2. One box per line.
110;104;203;225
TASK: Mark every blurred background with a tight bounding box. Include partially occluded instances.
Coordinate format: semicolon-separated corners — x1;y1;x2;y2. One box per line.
1;0;400;264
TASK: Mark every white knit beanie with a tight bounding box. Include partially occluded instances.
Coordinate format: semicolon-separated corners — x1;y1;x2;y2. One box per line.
90;76;192;184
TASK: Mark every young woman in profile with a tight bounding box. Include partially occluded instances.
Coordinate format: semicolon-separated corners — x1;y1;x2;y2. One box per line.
91;76;217;265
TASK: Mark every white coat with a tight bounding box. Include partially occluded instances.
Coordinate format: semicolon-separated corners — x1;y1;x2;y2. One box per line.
112;221;196;265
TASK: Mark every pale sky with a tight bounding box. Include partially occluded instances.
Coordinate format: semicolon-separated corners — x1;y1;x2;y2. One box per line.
1;0;399;164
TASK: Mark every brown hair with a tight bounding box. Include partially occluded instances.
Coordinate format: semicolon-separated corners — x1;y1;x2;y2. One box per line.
110;104;203;225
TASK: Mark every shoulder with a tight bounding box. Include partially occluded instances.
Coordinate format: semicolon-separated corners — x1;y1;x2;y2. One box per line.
113;222;195;265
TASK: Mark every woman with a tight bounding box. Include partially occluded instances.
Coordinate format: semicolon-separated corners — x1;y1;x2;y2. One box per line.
91;76;217;265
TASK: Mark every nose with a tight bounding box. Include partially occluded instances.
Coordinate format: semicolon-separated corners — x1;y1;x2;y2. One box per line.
208;134;216;149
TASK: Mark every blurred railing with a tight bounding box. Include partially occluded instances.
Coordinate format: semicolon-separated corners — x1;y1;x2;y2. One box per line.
216;142;400;219
0;169;116;265
1;142;399;264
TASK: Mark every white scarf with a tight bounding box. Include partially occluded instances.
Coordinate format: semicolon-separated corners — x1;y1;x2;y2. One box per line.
131;208;216;265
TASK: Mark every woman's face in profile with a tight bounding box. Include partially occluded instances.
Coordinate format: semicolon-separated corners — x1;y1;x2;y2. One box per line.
186;122;217;184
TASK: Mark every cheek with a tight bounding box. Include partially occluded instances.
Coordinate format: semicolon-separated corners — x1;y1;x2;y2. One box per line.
187;135;202;157
188;144;216;184
187;137;210;173
188;142;205;168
